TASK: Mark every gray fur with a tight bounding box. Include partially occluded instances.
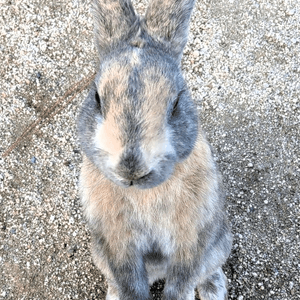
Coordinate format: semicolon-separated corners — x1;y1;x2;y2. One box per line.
92;0;138;56
144;0;196;62
78;1;232;299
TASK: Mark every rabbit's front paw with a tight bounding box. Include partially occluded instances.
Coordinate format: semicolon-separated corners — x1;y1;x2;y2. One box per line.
162;289;195;300
197;268;228;300
105;285;119;300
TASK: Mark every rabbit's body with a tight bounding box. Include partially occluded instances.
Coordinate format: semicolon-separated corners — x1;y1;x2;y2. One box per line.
80;133;231;300
78;1;232;299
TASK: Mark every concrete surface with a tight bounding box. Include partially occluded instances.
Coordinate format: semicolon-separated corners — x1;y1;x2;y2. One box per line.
0;0;299;299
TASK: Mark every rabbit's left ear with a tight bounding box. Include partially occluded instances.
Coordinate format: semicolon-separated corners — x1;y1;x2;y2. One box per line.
144;0;195;62
93;0;138;56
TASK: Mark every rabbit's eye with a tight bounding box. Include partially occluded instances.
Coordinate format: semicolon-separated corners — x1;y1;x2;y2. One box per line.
171;90;184;117
172;98;179;116
95;90;100;104
95;90;101;110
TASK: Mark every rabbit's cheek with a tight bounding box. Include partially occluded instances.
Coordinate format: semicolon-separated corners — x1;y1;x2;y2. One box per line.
99;169;131;189
94;120;124;165
141;128;176;167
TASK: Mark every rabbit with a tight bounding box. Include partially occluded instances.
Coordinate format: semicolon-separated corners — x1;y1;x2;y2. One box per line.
77;0;232;299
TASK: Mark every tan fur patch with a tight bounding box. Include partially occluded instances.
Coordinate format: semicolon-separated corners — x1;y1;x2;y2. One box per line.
140;67;175;131
80;160;133;263
98;62;129;101
138;67;177;169
94;104;124;167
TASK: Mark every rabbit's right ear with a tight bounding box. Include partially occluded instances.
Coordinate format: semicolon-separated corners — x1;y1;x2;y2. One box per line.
144;0;195;62
92;0;138;56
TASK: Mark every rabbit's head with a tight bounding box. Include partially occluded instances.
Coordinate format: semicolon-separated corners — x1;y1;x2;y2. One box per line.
78;0;198;189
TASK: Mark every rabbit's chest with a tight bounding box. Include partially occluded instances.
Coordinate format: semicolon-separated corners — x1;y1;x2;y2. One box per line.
80;166;200;261
121;194;199;260
123;200;177;256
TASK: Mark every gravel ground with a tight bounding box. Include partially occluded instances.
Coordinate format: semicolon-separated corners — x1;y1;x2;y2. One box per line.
0;0;299;299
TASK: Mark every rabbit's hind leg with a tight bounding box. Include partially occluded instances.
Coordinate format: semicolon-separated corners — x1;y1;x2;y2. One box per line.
197;268;228;300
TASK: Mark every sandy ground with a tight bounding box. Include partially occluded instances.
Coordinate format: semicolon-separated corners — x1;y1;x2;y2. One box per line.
0;0;299;299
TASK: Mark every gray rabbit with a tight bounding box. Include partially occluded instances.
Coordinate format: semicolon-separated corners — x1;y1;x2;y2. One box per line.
77;0;232;299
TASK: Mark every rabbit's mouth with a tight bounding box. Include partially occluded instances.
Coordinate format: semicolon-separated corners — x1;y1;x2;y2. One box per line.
128;170;156;189
110;162;175;190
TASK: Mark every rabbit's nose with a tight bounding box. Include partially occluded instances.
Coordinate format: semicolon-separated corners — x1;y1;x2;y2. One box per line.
118;150;147;181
